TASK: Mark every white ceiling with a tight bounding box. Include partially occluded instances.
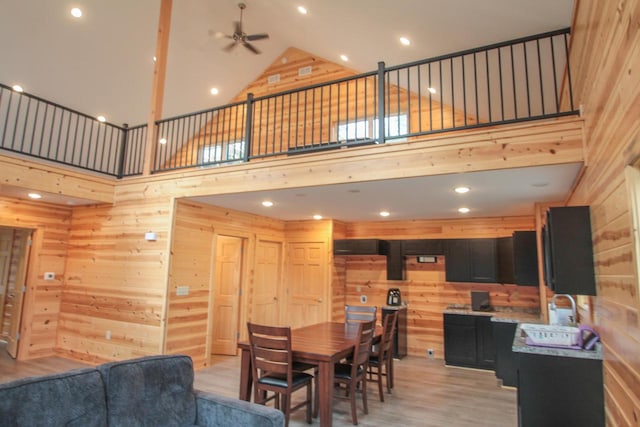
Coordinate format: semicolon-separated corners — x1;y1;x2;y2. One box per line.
0;0;578;221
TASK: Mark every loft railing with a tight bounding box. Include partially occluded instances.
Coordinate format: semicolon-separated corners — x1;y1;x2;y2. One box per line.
0;83;144;177
0;28;576;177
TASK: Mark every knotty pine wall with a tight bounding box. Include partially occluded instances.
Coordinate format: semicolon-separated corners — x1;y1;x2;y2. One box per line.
333;216;540;358
57;195;174;364
0;196;71;359
566;1;640;425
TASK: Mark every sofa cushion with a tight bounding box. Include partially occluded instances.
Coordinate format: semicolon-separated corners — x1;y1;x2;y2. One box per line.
98;355;196;427
0;368;107;427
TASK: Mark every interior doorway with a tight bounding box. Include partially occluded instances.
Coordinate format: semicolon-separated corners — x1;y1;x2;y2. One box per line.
210;235;244;355
0;227;33;359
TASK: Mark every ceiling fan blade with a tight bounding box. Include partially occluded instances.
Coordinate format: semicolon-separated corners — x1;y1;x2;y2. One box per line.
208;29;227;39
243;42;260;55
223;41;238;52
246;33;269;41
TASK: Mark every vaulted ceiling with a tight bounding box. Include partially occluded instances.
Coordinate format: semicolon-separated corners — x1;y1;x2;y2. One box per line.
0;0;574;126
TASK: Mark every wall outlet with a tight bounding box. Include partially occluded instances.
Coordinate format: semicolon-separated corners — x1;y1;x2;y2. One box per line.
176;286;189;296
105;330;111;340
44;272;55;281
427;348;434;358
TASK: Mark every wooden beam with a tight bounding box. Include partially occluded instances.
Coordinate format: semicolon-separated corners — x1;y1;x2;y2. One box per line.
143;0;173;175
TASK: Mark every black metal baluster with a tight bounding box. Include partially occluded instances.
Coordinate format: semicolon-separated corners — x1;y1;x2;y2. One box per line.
510;45;517;119
524;41;532;117
462;55;467;126
536;39;545;115
550;36;560;113
498;48;505;121
473;53;479;124
486;50;492;123
450;58;455;127
564;33;575;111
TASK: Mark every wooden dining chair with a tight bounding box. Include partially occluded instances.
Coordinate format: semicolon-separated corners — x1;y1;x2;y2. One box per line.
333;319;376;425
345;305;377;324
247;322;313;427
368;309;398;402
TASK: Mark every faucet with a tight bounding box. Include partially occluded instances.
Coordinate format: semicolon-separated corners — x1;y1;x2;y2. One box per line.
549;294;577;326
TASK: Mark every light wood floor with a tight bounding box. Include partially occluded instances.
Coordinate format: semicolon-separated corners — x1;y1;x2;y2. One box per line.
0;344;517;427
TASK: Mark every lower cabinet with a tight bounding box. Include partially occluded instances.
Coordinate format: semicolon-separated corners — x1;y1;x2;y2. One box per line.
443;313;495;370
493;321;519;387
517;352;604;427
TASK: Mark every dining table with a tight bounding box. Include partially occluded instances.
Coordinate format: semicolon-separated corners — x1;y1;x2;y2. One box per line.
237;321;383;427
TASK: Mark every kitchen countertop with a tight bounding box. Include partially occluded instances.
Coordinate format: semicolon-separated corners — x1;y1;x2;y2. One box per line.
512;323;603;360
444;304;542;323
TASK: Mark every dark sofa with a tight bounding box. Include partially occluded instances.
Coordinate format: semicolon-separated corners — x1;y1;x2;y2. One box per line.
0;354;284;427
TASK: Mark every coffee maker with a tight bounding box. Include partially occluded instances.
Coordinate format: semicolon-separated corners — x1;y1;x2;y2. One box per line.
387;288;401;306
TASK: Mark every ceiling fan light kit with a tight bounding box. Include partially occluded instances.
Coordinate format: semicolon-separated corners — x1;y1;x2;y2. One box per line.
219;2;269;55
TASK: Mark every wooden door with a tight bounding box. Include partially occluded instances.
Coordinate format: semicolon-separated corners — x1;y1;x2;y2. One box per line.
286;242;326;328
0;229;13;336
211;235;243;355
6;230;31;358
252;240;282;325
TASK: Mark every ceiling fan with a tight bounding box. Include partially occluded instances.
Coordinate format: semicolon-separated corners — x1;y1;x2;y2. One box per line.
213;2;269;54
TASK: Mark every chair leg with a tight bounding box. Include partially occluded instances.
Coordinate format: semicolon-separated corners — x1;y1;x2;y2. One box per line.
282;394;290;427
362;378;369;415
306;382;312;424
376;365;385;402
349;381;358;425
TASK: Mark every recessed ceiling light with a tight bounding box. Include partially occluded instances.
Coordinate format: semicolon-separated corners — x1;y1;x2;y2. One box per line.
297;6;308;14
340;54;349;62
428;87;437;94
454;186;470;194
313;214;323;220
399;37;411;46
12;85;24;93
262;200;274;207
28;192;42;200
70;8;82;18
458;207;470;214
159;138;167;145
210;87;219;95
379;211;390;217
97;115;106;122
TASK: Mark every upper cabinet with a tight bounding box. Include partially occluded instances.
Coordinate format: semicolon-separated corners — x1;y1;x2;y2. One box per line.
401;239;444;255
445;238;498;283
542;206;596;295
333;239;382;255
498;231;539;286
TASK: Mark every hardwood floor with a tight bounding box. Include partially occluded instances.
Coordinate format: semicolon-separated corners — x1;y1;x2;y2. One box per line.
0;343;517;426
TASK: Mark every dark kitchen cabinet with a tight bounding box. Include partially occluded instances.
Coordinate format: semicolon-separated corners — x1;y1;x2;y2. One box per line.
445;238;498;283
518;352;604;427
498;231;539;286
543;206;596;295
444;313;495;370
333;239;381;255
382;306;407;358
380;240;404;280
493;321;519;387
401;239;444;255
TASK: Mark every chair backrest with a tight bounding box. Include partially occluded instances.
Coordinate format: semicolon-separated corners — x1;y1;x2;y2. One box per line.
378;310;398;359
247;322;293;385
351;320;376;374
345;305;377;324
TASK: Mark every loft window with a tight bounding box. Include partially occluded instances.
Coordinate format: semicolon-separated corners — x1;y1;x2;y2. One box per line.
200;140;245;165
336;114;408;143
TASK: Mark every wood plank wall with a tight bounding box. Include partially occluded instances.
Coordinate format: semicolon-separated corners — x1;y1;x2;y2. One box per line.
56;195;175;364
335;216;540;358
0;197;71;359
567;1;640;425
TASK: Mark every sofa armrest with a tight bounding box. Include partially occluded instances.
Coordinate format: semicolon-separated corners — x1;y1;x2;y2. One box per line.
194;390;284;427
